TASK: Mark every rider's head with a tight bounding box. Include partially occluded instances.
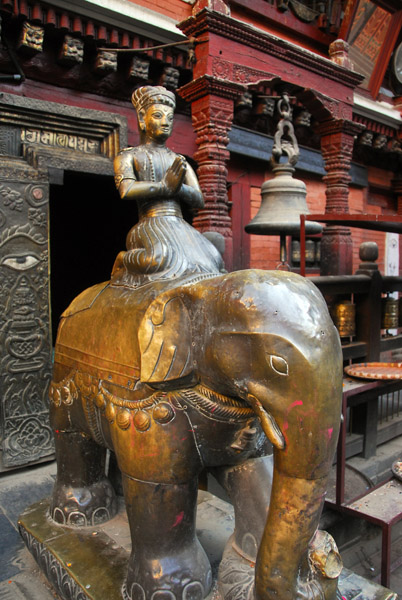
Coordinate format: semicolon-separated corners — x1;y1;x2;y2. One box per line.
132;86;176;144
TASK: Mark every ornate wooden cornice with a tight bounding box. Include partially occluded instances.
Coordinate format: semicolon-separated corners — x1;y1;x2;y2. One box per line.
179;9;364;89
353;114;400;138
0;0;193;102
179;75;245;102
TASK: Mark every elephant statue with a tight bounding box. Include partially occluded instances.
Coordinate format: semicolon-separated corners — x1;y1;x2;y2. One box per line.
49;267;343;600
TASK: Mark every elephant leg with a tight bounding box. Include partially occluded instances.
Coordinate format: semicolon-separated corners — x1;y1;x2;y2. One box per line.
50;429;117;526
212;455;273;562
122;474;212;600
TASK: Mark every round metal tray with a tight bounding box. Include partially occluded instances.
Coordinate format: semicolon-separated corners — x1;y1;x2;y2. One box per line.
344;362;402;380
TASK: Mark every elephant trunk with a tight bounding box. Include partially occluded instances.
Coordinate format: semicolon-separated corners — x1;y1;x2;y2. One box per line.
255;465;333;600
247;343;342;599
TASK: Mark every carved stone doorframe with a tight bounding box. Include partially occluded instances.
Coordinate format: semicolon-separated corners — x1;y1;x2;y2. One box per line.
0;93;127;469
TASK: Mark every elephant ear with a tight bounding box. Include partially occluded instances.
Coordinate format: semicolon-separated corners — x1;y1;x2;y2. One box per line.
139;293;193;384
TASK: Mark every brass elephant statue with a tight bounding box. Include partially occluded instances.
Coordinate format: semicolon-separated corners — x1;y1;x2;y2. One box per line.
49;268;343;600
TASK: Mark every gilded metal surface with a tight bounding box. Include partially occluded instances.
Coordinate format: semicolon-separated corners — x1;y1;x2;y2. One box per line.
305;238;316;264
49;270;343;600
381;297;399;330
112;85;224;288
330;300;356;338
18;499;127;599
44;87;344;600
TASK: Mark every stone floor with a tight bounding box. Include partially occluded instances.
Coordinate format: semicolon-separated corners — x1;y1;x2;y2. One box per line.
0;443;401;600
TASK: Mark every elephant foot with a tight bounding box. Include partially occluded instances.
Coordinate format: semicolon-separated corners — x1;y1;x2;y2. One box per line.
50;477;117;526
123;540;212;600
218;534;255;600
218;531;342;600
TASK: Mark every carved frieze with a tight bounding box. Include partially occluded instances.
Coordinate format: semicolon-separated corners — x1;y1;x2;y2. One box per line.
179;10;364;89
18;22;44;54
0;128;21;157
212;57;231;80
160;66;180;90
211;57;276;86
58;35;85;65
373;134;388;150
129;56;150;80
388;139;402;154
357;131;374;147
21;129;100;154
95;50;118;73
298;89;354;123
233;92;253;128
294;109;311;128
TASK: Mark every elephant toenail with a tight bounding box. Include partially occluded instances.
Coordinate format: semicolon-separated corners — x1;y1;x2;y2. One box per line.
182;581;204;600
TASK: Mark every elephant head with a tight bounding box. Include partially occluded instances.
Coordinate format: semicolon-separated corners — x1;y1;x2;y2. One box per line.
139;269;343;600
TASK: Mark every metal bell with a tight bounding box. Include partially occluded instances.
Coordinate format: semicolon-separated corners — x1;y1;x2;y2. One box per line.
245;162;322;236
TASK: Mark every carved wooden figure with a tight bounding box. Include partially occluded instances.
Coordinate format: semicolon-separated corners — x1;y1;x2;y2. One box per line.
49;86;343;600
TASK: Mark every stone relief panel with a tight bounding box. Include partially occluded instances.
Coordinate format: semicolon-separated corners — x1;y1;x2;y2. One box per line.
0;93;127;468
0;174;53;468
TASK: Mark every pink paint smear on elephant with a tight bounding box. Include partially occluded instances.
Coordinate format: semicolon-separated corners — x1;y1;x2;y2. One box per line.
171;511;184;529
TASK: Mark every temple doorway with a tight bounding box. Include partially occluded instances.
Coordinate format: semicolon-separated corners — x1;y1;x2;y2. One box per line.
49;171;136;345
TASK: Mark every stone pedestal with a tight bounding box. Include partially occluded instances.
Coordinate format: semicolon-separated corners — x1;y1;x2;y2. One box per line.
18;494;397;600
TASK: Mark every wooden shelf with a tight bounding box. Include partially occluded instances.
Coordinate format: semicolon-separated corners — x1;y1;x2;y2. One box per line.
300;213;402;277
341;341;368;361
309;274;371;295
380;333;402;353
304;212;402;233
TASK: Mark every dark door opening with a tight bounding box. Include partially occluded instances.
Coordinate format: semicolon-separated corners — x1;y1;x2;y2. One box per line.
49;170;137;345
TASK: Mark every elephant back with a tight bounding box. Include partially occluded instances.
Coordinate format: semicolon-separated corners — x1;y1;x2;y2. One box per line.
53;274;218;390
54;281;158;388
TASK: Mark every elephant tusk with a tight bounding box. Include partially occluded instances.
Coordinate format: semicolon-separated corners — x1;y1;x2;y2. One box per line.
247;393;285;450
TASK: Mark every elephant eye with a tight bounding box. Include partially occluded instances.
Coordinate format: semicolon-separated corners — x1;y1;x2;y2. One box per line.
269;355;289;376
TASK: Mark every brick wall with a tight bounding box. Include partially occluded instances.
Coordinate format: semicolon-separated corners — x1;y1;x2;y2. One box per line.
249;185;281;271
248;174;392;274
126;0;191;25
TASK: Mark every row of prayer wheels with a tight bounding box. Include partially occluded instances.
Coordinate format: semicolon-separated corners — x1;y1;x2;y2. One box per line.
291;239;320;265
330;296;401;338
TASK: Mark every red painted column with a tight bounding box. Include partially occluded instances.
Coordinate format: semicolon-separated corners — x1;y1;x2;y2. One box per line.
179;77;243;272
318;118;362;275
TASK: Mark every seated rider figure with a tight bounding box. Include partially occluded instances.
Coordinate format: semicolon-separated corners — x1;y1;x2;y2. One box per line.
111;85;224;287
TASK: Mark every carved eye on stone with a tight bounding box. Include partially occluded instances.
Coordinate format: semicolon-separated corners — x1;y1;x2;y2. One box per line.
1;254;40;270
269;355;289;376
